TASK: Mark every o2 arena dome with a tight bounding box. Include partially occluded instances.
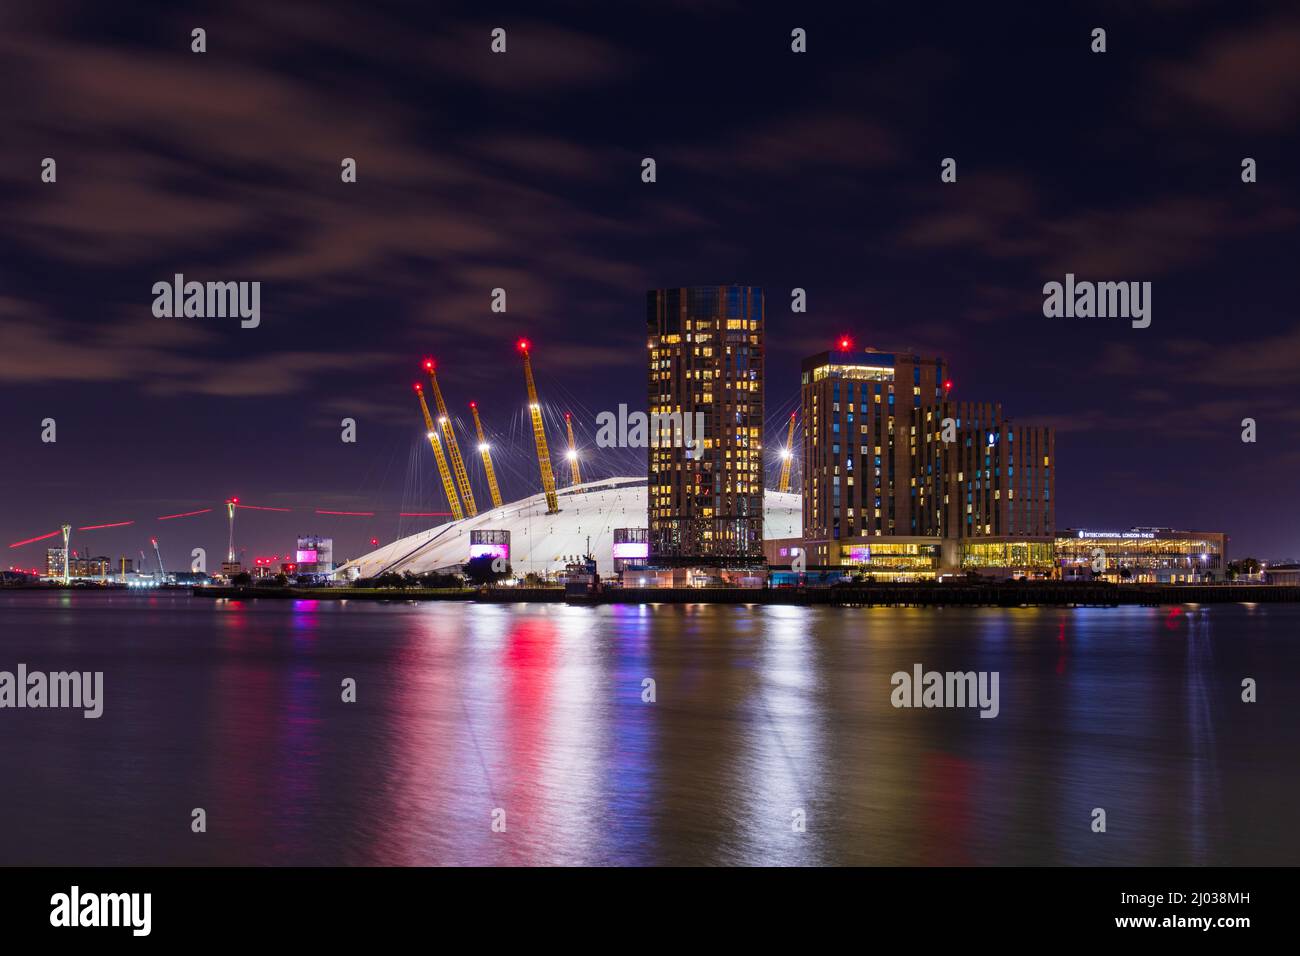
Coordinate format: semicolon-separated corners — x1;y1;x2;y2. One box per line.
337;476;801;579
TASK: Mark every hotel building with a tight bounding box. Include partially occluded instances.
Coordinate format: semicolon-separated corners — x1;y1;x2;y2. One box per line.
796;346;1055;579
1056;528;1227;582
647;286;765;567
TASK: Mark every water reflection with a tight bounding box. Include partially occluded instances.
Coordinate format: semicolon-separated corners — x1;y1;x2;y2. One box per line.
0;592;1295;865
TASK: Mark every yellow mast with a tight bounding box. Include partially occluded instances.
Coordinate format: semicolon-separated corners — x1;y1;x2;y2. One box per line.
517;339;559;513
469;401;504;509
424;359;477;517
778;412;797;493
415;383;464;521
564;412;582;486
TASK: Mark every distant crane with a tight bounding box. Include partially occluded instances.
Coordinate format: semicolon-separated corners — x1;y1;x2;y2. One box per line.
517;339;559;513
151;537;165;577
778;412;797;493
415;383;465;521
469;401;503;509
139;549;149;578
423;358;477;517
564;412;582;486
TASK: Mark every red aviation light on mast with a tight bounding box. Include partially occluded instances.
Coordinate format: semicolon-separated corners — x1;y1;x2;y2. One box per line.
422;358;435;372
516;338;531;354
837;335;853;352
413;382;422;392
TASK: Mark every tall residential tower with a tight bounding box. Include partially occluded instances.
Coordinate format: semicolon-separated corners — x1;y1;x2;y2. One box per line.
647;286;764;565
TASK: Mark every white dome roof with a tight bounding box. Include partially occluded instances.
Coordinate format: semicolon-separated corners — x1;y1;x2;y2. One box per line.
337;475;801;578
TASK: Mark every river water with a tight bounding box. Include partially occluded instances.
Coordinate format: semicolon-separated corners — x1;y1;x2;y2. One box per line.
0;591;1295;865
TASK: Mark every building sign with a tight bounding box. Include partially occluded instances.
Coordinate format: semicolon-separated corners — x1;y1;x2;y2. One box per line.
1075;530;1155;539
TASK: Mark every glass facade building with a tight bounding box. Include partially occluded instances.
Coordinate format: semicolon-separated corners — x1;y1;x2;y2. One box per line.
1056;528;1227;582
647;286;764;565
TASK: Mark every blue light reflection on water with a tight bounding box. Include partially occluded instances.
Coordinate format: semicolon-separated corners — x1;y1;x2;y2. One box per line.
0;592;1295;866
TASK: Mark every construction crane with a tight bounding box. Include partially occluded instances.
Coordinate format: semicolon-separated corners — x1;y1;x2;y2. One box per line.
564;412;582;486
414;383;464;521
517;338;559;513
423;358;477;517
778;412;797;493
139;549;149;578
151;536;165;577
469;401;503;509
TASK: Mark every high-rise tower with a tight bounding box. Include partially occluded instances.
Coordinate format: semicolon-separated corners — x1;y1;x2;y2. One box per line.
647;286;764;564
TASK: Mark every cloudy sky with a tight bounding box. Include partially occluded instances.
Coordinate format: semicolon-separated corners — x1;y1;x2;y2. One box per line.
2;0;1298;565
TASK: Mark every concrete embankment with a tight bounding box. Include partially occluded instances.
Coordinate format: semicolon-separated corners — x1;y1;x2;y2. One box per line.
192;583;1299;606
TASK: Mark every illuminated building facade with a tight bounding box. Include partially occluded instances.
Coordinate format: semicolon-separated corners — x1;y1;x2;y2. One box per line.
612;527;649;573
468;529;510;564
801;347;948;549
914;401;1054;539
1056;528;1227;582
798;347;1055;578
295;535;334;575
647;286;764;565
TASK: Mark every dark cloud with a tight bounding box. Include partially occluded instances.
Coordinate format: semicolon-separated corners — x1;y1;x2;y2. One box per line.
1153;14;1300;130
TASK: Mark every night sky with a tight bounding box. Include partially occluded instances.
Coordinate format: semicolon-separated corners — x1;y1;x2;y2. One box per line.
2;0;1298;568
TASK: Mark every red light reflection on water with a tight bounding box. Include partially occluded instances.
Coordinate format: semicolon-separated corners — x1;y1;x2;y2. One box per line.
499;618;557;858
921;752;974;865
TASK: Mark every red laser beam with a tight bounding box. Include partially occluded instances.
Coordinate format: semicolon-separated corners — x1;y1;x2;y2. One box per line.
236;504;293;512
157;508;213;520
77;521;135;531
8;530;61;549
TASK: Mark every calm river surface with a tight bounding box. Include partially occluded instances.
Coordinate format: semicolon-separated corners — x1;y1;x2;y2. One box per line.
0;591;1295;866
